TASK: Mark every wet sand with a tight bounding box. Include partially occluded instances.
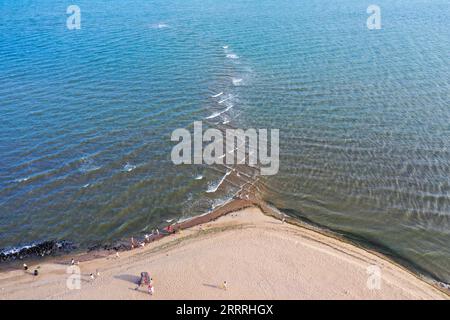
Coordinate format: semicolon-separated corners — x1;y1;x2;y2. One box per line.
0;206;447;300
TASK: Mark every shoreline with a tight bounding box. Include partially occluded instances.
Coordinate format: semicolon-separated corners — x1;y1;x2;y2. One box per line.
2;176;447;291
0;200;448;299
0;199;256;272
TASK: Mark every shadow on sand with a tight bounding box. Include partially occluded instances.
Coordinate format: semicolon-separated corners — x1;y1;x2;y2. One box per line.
203;283;222;290
114;274;140;284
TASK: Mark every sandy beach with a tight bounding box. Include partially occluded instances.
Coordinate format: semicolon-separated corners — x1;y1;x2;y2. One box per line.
0;206;447;300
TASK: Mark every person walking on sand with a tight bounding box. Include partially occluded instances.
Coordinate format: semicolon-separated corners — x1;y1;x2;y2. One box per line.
222;281;227;291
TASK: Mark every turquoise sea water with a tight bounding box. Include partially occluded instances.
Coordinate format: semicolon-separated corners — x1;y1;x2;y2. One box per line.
1;1;449;282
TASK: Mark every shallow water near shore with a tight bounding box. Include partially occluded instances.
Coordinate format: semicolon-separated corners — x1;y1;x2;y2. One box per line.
0;0;449;283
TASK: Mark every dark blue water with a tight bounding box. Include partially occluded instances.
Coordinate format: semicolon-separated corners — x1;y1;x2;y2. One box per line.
1;0;449;282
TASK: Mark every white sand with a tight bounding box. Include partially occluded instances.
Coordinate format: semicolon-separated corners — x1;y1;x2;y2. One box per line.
0;207;447;300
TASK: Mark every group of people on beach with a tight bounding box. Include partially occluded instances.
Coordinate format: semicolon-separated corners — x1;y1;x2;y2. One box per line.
20;220;231;298
136;272;154;295
127;224;177;296
130;224;176;249
23;263;39;276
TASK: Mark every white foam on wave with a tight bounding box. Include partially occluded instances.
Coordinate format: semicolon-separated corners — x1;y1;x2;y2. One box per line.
223;104;233;113
211;196;233;209
226;53;239;59
206;111;222;120
123;163;137;172
14;177;30;183
150;22;169;29
211;92;223;98
218;96;232;104
176;195;234;225
232;78;243;86
1;244;35;255
79;157;101;173
206;171;231;193
205;104;233;120
223;45;229;49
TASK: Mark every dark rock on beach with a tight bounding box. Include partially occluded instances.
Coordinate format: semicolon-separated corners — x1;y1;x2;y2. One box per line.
87;241;130;253
0;240;77;262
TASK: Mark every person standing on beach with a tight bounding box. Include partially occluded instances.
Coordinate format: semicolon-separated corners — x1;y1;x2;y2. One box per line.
148;283;154;295
166;225;174;234
131;237;137;249
148;278;154;295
